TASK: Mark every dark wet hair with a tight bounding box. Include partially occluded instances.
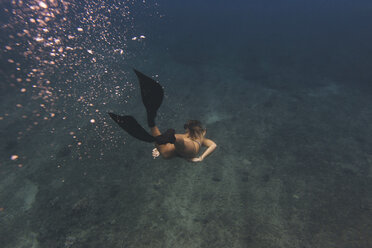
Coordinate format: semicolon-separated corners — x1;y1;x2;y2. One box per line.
184;120;205;139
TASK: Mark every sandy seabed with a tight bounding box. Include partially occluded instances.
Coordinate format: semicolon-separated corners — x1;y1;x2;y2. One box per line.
1;48;372;248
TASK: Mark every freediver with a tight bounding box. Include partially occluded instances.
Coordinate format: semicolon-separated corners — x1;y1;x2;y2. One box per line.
108;69;217;162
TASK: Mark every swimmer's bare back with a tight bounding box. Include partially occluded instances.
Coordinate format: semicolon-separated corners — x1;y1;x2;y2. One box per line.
151;126;217;162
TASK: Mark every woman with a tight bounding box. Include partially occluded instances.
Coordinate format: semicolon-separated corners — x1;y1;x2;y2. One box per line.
109;69;217;162
151;120;217;162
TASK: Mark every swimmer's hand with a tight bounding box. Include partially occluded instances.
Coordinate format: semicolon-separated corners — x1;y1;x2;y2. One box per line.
152;148;160;159
189;156;203;162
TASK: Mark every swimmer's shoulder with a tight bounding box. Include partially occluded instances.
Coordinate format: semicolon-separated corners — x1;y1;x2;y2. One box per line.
202;138;216;147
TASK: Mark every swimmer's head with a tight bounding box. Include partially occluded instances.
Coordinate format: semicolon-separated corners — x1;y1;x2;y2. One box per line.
184;120;206;139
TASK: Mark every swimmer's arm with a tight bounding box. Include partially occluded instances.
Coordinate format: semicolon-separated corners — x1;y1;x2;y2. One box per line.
191;138;217;162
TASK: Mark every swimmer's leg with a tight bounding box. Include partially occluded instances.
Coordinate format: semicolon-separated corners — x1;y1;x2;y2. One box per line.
151;126;161;137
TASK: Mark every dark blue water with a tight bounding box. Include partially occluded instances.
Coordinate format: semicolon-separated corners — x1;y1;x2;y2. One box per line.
1;0;372;247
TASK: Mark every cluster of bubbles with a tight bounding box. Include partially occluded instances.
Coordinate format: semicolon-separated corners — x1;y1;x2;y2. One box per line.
1;0;159;163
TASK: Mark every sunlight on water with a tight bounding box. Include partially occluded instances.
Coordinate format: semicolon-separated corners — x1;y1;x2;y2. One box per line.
1;0;158;162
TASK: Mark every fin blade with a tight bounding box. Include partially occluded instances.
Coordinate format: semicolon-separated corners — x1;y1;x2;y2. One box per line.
133;69;164;127
108;113;155;143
